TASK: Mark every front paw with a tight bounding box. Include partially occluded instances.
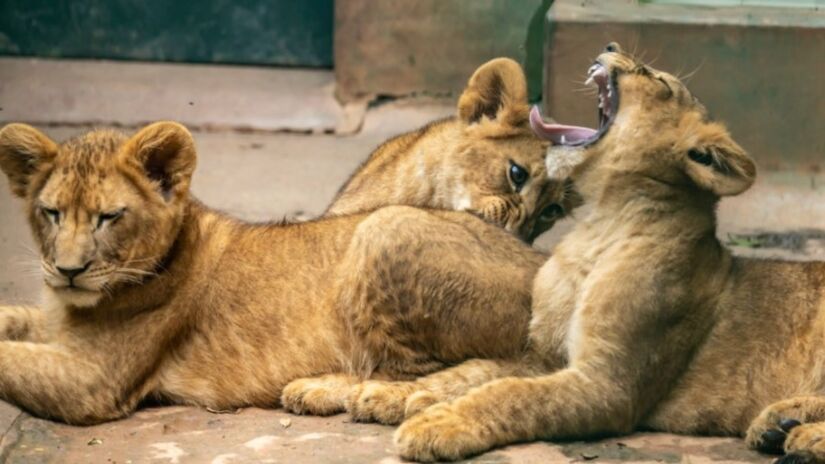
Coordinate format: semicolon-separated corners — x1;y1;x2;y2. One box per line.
404;390;440;418
347;380;416;424
778;423;825;463
746;400;805;454
394;403;491;462
281;376;349;416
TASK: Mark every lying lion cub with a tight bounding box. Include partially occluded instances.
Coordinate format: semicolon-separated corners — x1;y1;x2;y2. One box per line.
327;57;579;243
341;44;825;463
278;58;578;416
0;119;546;424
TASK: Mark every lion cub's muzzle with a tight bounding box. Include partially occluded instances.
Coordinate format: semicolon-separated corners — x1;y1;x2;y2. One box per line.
55;261;92;287
529;43;628;179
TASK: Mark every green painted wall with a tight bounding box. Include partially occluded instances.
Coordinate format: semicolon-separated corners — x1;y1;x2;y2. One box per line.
0;0;333;67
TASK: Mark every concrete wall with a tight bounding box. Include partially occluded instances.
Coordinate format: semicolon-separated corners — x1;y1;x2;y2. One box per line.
334;0;551;102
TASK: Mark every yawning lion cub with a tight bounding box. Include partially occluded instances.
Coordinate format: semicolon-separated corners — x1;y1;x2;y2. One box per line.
343;44;825;463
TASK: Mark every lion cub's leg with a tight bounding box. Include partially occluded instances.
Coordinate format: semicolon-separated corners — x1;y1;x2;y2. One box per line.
281;373;358;416
781;422;825;464
746;396;825;459
338;207;539;379
280;207;541;420
0;341;132;424
280;360;512;423
348;358;535;425
0;305;49;342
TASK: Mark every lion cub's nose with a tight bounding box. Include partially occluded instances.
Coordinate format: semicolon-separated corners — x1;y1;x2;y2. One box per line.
57;262;91;280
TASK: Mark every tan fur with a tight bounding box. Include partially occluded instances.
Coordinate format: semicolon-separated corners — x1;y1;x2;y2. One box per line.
327;58;580;243
339;45;825;462
0;121;548;424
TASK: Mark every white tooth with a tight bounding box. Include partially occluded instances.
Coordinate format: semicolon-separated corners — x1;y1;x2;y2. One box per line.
585;76;594;86
608;89;613;98
598;99;603;109
560;135;567;144
588;64;599;76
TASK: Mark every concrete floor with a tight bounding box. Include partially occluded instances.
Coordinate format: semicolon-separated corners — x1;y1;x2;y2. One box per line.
0;60;824;463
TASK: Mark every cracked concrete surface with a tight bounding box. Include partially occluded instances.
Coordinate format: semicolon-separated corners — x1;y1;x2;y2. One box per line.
0;61;823;463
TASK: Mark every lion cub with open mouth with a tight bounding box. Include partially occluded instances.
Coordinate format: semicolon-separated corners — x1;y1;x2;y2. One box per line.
354;44;825;463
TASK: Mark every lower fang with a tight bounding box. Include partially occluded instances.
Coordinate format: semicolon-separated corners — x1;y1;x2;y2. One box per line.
561;135;567;144
585;76;594;86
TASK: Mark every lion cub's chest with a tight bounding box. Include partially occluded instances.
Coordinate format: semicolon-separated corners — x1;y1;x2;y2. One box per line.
528;225;620;363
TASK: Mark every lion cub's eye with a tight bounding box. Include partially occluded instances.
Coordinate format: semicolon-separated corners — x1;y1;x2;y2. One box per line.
508;161;529;191
96;208;125;229
688;149;714;166
41;207;60;225
539;203;565;221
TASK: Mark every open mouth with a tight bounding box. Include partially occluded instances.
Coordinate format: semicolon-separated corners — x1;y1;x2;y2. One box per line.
530;62;618;147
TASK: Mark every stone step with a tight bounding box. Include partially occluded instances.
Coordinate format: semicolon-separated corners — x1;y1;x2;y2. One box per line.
0;58;353;133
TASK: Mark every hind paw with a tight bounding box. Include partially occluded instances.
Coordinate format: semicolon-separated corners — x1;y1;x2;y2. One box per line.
747;399;807;454
779;423;825;463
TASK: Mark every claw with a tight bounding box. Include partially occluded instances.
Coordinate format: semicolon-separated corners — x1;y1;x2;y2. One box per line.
780;419;802;432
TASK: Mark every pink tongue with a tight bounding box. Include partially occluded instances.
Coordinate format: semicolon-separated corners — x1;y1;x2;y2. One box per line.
529;106;597;145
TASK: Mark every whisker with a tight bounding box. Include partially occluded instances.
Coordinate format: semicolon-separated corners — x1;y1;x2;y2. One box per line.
99;282;113;299
645;50;663;68
125;256;162;264
116;267;157;277
679;59;706;83
15;241;41;259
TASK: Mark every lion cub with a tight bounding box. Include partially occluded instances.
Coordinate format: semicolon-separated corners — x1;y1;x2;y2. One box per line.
349;44;825;463
0;120;545;424
327;58;579;243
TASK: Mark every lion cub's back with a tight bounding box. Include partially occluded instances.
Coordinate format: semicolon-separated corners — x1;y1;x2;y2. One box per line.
645;258;825;435
327;118;458;217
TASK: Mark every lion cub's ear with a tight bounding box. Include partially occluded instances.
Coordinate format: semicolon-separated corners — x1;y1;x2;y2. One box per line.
0;124;58;198
458;58;529;128
122;121;197;201
683;138;755;197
